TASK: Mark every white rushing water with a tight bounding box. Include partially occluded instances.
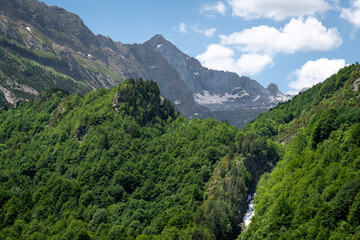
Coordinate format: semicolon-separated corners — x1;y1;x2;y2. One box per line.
242;194;255;230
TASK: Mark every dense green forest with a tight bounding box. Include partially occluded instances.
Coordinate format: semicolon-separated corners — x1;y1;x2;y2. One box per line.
1;63;360;240
239;63;360;239
0;79;281;239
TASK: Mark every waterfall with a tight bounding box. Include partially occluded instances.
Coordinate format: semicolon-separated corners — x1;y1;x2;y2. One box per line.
242;194;255;230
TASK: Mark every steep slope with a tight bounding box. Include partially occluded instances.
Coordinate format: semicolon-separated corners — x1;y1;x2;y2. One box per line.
238;63;360;239
0;0;290;126
0;0;127;104
0;79;238;239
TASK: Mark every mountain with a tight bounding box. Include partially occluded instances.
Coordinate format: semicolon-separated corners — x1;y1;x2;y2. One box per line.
145;34;290;111
0;0;290;126
0;0;207;119
143;35;291;126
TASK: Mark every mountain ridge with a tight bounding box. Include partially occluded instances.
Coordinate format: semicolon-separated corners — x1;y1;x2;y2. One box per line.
0;0;290;126
144;34;290;110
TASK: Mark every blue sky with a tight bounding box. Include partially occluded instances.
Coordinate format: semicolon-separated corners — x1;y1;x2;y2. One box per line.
41;0;360;94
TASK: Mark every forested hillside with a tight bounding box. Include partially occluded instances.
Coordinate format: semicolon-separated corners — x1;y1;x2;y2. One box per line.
0;78;250;239
239;63;360;239
0;77;284;239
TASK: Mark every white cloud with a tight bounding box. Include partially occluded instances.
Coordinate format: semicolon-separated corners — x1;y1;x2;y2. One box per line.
178;22;187;34
228;0;330;20
196;44;273;76
220;17;342;55
341;0;360;28
204;28;217;37
235;54;274;75
191;25;217;38
196;44;236;72
287;58;346;94
200;2;226;16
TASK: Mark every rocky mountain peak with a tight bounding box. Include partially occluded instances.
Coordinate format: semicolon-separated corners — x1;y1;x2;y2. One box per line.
267;83;280;96
147;34;167;44
145;34;178;52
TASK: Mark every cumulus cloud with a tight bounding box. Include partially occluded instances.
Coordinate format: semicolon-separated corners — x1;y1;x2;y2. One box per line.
220;17;342;55
200;2;226;16
341;0;360;27
196;17;342;77
178;22;187;34
235;54;274;75
228;0;330;20
287;58;346;94
196;44;273;76
196;44;236;72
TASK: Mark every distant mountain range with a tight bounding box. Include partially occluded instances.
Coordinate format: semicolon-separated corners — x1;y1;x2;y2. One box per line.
0;0;290;127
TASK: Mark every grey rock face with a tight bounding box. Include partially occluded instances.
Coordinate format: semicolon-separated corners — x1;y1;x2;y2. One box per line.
144;35;291;114
267;83;280;96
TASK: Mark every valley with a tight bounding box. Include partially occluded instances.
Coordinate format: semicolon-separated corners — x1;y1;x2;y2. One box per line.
0;0;360;239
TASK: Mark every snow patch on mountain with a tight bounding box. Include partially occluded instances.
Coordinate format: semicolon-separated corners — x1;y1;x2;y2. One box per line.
252;95;261;102
269;93;292;102
194;90;250;105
